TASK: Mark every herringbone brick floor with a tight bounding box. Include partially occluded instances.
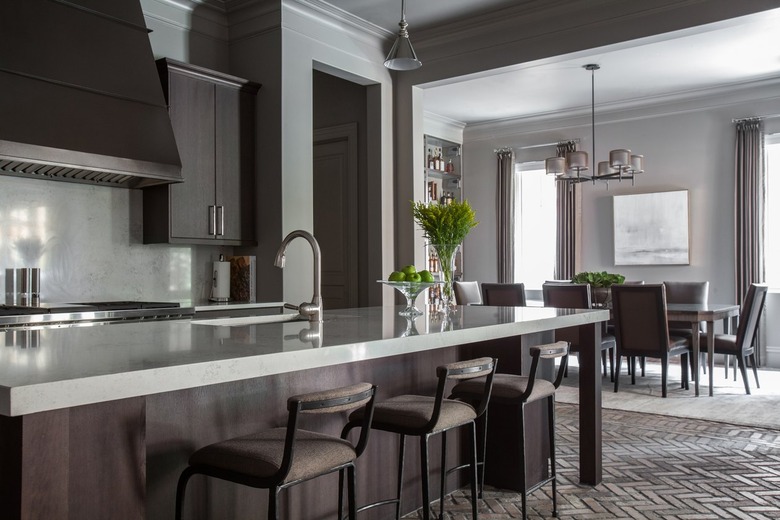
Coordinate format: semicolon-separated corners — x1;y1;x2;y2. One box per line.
406;403;780;519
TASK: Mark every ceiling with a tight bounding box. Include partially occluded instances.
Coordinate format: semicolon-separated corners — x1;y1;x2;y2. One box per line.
323;1;780;126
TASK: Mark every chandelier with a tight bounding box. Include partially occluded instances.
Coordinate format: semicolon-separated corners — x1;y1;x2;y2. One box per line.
545;64;644;185
384;0;422;71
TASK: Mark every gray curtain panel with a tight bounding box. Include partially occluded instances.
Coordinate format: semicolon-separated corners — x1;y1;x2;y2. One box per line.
734;119;765;305
555;141;577;280
496;148;515;283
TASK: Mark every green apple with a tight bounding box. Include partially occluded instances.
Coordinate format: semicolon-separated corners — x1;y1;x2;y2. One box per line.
406;272;422;283
388;271;405;282
401;264;417;276
419;270;434;283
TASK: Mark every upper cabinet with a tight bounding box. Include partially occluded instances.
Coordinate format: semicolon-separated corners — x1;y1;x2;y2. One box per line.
143;58;261;245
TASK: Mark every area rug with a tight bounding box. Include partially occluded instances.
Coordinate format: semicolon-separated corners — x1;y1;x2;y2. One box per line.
556;360;780;430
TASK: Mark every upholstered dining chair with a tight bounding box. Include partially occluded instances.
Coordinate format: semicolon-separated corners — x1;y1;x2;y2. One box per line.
175;383;377;520
481;283;526;306
454;281;482;305
612;284;692;397
664;280;709;375
699;283;768;395
542;282;616;381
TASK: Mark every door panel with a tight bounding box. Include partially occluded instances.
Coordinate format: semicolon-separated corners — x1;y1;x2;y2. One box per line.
314;137;358;310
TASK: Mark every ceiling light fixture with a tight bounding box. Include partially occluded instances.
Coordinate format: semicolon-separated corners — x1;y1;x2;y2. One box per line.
384;0;422;71
546;64;644;186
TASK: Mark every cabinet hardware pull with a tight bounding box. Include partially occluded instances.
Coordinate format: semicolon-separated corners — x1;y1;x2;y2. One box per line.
216;206;224;236
208;205;216;236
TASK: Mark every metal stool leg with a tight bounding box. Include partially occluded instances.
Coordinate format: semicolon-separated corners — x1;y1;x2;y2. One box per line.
548;396;558;518
420;435;431;520
469;422;479;520
396;434;406;520
519;402;527;520
439;431;447;518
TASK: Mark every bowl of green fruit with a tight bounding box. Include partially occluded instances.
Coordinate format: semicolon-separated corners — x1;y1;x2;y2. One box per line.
378;265;437;316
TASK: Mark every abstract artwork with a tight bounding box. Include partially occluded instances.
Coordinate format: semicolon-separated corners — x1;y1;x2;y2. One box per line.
613;190;689;265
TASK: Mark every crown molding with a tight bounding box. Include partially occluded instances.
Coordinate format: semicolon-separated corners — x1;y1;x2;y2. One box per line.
464;76;780;142
424;111;467;131
142;0;230;41
288;0;394;40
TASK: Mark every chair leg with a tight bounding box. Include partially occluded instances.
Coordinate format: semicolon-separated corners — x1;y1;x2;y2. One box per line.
396;434;406;520
420;435;431;520
347;465;357;520
750;353;761;389
681;353;689;390
738;355;751;395
268;487;280;520
174;468;195;520
661;355;668;398
338;468;345;520
548;396;559;518
631;357;636;386
614;354;622;393
609;348;615;383
601;350;607;378
469;422;479;520
640;357;646;377
439;431;447;518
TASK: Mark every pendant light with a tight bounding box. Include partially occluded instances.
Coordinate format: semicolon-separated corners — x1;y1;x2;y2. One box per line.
546;64;644;186
384;0;422;71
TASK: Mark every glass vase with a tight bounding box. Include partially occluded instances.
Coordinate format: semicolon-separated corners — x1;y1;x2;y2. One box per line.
431;243;459;309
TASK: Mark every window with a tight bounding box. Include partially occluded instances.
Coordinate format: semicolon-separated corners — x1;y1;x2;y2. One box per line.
765;134;780;287
514;162;557;289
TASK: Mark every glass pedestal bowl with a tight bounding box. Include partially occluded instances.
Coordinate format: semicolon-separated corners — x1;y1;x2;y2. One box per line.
378;280;437;316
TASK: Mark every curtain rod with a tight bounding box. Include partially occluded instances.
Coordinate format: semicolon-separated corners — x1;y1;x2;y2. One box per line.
732;114;780;123
517;138;580;150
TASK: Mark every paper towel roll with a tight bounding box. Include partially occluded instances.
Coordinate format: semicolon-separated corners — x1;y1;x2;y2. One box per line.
210;261;231;302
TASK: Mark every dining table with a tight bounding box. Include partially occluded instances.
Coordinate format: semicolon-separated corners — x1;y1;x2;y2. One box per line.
665;303;741;396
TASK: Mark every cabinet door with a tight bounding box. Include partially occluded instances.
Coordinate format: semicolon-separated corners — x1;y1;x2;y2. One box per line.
215;84;255;242
168;72;217;240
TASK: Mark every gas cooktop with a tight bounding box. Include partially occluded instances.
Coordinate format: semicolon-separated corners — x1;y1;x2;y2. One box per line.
0;301;193;328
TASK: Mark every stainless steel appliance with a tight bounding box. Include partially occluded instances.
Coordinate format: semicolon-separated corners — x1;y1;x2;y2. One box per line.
0;301;194;329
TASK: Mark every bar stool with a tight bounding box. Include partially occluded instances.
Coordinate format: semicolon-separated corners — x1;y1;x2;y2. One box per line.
174;382;377;520
341;357;497;520
446;342;569;520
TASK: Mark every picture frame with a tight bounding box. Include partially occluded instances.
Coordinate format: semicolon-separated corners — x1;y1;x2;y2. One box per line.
613;190;690;266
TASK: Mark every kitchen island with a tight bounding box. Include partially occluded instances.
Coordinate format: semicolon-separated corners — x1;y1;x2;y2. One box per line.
0;304;607;519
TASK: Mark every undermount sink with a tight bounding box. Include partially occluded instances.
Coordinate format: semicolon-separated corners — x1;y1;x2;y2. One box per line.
191;313;306;327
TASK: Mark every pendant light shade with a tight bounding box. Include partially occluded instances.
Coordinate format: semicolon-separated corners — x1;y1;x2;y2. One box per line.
385;0;422;71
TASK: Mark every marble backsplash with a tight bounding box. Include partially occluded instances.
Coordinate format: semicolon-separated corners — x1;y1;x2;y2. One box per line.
0;176;229;303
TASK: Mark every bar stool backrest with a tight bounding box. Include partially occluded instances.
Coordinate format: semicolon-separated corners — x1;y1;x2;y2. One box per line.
481;283;526;306
431;357;497;428
524;341;570;402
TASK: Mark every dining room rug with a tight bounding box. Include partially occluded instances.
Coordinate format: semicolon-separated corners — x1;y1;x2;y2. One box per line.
556;359;780;430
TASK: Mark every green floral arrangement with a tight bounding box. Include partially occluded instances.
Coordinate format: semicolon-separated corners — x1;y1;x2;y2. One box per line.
412;200;478;307
411;199;478;246
571;271;625;287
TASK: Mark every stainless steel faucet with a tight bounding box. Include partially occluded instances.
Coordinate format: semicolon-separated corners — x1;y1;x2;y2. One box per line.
274;230;323;323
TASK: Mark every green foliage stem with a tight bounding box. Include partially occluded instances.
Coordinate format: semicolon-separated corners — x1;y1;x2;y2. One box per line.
571;271;626;287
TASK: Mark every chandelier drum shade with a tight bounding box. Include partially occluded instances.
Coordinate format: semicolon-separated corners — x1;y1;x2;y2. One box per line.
546;64;644;186
384;0;422;71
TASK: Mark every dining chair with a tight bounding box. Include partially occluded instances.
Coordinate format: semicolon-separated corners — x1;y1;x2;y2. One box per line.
542;282;616;381
174;382;377;520
699;283;768;395
481;283;526;306
454;281;482;305
664;280;709;376
612;284;692;397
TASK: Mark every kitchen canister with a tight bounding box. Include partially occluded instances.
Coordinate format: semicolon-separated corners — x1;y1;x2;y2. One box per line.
210;255;231;302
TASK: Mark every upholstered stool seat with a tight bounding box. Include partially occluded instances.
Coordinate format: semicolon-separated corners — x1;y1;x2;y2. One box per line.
453;373;556;404
353;395;477;433
188;428;358;484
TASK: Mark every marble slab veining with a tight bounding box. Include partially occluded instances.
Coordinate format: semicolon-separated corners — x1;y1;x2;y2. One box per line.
0;305;608;416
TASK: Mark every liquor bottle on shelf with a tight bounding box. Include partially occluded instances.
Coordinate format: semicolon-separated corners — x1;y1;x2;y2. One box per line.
445;159;454;174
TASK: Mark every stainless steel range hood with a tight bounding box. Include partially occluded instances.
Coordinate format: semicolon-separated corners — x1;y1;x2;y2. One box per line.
0;0;182;188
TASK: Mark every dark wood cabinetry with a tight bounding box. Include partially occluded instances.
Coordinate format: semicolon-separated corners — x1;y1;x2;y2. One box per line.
143;58;260;245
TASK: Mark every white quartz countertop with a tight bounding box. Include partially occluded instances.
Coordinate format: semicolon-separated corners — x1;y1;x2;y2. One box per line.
0;305;608;416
